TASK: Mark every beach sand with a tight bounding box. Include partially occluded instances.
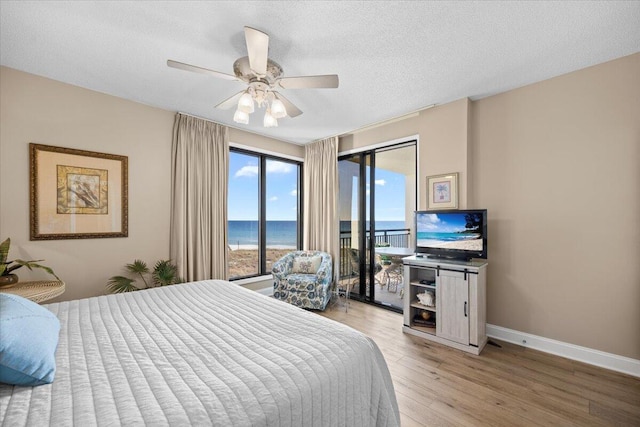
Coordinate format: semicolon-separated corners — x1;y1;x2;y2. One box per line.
429;238;483;251
228;248;293;278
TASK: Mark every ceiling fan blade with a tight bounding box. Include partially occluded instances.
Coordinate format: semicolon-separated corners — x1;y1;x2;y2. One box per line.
167;59;239;81
278;75;339;89
215;91;245;110
273;92;302;118
244;26;269;75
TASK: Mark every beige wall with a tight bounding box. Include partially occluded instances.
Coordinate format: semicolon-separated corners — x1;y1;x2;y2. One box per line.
0;66;296;301
0;66;173;302
470;53;640;359
338;53;640;360
417;98;471;210
229;128;304;159
339;98;471;209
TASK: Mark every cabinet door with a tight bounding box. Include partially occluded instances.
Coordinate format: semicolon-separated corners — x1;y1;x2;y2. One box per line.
436;270;469;345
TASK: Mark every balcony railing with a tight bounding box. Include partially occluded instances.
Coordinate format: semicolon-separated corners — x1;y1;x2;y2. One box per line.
339;228;410;278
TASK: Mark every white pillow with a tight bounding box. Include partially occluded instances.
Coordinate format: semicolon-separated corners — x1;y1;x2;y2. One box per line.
291;255;322;274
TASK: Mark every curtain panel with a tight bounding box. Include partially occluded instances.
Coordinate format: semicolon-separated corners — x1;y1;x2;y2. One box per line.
303;137;339;281
170;114;229;281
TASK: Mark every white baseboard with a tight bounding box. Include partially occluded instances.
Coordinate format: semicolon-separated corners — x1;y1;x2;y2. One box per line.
486;324;640;378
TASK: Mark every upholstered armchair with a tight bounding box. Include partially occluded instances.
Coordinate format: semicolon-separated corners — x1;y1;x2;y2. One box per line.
272;251;333;310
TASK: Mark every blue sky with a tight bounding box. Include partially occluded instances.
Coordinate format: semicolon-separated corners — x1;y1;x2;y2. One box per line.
416;213;470;233
229;152;408;222
369;167;407;222
228;152;298;221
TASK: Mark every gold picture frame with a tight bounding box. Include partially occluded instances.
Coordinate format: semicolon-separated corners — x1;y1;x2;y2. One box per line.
426;172;458;210
30;143;128;240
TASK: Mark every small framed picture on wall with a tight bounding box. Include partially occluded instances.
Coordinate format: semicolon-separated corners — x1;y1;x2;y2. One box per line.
426;172;458;210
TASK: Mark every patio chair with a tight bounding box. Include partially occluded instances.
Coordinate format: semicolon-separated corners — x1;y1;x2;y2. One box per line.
384;258;404;293
347;248;383;290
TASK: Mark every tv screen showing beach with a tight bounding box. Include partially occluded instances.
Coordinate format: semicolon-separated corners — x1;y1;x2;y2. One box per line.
416;212;483;251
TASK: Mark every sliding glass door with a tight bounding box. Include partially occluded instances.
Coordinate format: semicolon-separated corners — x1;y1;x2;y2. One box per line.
338;142;416;311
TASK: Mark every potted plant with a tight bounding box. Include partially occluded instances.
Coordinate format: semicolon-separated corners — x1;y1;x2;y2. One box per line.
106;259;183;293
0;238;60;288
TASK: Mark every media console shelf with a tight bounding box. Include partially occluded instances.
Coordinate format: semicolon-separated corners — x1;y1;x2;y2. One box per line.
403;255;487;355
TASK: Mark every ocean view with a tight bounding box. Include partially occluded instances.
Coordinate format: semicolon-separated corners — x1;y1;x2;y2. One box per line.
417;231;481;246
228;220;410;249
228;220;297;249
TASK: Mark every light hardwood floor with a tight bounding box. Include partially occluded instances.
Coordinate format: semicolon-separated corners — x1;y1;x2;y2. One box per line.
319;299;640;426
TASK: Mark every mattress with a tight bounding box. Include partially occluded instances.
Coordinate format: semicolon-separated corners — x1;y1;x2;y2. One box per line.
0;280;400;426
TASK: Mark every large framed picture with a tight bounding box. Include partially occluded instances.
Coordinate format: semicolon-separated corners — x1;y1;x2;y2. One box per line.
30;143;128;240
426;172;458;210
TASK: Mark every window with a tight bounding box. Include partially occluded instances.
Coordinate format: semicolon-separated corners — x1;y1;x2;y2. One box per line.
228;148;302;279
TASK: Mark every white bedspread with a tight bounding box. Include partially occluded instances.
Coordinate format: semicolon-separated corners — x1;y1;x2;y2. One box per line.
0;280;400;426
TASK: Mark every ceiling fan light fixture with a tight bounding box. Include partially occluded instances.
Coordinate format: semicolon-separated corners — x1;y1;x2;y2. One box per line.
237;91;254;114
233;109;250;124
270;98;287;119
169;26;338;128
263;109;278;127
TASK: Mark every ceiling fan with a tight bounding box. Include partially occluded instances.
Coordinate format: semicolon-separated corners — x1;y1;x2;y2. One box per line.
167;26;339;127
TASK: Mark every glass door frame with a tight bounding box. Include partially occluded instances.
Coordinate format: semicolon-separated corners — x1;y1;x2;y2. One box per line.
339;140;417;313
354;151;376;303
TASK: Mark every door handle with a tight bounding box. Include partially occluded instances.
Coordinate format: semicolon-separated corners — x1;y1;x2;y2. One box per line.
464;301;468;317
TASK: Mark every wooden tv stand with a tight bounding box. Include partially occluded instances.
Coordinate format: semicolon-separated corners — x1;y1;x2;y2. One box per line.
402;256;487;355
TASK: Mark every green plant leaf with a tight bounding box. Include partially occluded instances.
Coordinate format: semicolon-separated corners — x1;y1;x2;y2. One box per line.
12;259;60;281
126;260;149;275
5;262;23;274
0;239;60;281
0;238;10;266
106;276;139;293
107;259;181;294
126;259;149;288
152;260;178;286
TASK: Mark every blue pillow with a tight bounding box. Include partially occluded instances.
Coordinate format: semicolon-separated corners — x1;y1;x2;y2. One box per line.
0;293;61;386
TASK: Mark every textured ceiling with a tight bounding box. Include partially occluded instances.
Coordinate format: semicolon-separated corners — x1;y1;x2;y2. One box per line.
1;1;639;145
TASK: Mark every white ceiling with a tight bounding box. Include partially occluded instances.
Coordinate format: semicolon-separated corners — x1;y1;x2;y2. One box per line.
1;1;639;145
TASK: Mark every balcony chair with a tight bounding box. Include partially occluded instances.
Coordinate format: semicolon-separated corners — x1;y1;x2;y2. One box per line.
272;251;333;310
340;248;383;312
381;256;404;293
348;248;383;287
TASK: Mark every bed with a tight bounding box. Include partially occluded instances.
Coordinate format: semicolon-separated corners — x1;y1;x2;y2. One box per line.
0;280;400;426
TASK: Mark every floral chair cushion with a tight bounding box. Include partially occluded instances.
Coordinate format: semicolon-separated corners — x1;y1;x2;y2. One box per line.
291;255;322;274
283;274;321;292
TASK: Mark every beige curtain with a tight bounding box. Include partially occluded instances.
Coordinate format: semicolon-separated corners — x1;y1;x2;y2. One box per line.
170;113;229;281
303;137;339;281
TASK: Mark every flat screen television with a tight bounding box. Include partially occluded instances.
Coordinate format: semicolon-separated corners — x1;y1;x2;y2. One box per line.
414;209;487;261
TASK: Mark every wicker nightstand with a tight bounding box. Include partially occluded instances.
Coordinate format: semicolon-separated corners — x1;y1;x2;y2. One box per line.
0;280;65;304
